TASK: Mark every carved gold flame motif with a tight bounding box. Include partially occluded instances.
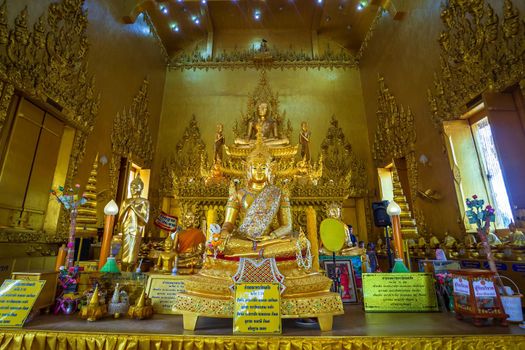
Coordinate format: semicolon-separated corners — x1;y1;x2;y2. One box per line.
428;0;525;128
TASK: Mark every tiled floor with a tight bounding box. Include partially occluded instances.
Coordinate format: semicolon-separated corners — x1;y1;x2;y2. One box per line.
25;305;525;336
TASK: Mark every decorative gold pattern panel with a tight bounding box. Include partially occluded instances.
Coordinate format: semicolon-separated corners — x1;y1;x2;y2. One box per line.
169;45;358;71
110;79;154;196
0;0;99;241
428;0;525;128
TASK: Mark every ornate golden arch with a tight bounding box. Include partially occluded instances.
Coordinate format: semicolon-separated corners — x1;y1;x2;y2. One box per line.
0;0;99;240
428;0;525;128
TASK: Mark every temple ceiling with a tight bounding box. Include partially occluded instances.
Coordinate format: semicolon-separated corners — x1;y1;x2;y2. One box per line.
123;0;391;57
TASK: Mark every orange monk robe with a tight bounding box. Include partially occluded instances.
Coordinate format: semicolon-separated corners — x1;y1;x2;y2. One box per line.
177;228;206;253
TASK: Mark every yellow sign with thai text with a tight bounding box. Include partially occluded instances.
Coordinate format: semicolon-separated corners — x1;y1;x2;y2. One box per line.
363;273;438;312
233;283;281;334
146;274;188;314
0;279;45;327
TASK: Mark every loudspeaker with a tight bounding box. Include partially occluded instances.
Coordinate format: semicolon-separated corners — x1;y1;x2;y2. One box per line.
372;201;391;227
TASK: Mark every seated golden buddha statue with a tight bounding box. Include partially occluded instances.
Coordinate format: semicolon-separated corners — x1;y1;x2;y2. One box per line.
443;231;457;249
319;203;363;256
464;232;477;248
155;236;176;274
486;230;502;247
234;102;289;148
219;137;305;258
175;210;206;274
509;222;525;247
173;130;343;331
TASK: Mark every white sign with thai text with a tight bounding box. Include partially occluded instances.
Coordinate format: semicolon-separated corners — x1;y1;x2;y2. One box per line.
453;277;470;295
473;280;496;297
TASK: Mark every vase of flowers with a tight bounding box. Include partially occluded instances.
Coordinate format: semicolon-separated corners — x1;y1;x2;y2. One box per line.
465;195;497;273
51;184;87;269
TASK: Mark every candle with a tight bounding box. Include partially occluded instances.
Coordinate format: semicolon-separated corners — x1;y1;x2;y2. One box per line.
306;206;320;272
99;200;119;270
55;244;67;271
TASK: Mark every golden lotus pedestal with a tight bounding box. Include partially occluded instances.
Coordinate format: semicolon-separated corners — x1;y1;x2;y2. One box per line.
173;257;344;331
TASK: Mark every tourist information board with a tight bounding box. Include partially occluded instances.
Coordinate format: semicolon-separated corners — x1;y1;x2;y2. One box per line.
363;273;438;312
233;283;281;334
0;279;45;327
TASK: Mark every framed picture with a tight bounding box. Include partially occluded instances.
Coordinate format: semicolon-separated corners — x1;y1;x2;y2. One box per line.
322;259;358;304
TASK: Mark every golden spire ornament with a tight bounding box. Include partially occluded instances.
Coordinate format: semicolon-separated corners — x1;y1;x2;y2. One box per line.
77;154;99;237
128;289;154;320
80;285;107;322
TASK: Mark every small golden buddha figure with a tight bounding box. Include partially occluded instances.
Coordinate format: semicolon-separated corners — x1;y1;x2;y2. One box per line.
119;173;150;271
234;102;289;147
417;236;427;248
319;203;362;256
155;236;177;274
443;231;457;249
429;235;440;249
175;210;206;274
464;232;477;248
219;132;305;258
486;230;502;247
509;222;525;247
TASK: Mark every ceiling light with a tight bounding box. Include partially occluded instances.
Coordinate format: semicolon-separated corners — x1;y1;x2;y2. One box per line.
160;5;168;14
317;0;323;4
191;15;200;24
357;1;368;11
171;23;180;32
254;9;261;20
201;0;206;4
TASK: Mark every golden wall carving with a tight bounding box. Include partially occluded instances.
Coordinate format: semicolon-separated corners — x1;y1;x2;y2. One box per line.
169;44;357;71
110;79;154;196
372;75;423;231
0;0;99;241
428;0;525;128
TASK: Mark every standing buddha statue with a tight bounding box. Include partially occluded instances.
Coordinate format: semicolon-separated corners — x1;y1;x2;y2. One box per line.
118;173;150;271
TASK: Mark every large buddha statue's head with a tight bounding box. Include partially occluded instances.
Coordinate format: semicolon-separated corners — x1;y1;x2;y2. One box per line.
246;142;272;184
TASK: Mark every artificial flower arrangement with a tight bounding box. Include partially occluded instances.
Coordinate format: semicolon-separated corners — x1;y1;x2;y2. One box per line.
435;272;454;311
50;184;87;269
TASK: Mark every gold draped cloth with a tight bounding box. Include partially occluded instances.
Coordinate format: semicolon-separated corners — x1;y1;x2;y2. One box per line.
1;331;524;350
237;185;281;240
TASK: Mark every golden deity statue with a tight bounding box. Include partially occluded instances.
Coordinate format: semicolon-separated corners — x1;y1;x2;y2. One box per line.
173;127;343;331
299;121;311;162
319;203;362;256
234;102;289;147
509;222;525;247
119;173;150;271
220;133;305;258
155;236;176;273
465;232;477;248
442;231;457;249
175;210;206;274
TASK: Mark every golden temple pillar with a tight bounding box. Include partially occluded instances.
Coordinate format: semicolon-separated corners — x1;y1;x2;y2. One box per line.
306;206;320;272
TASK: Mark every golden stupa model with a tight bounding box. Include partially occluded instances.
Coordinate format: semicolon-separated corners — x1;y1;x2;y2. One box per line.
173;128;343;331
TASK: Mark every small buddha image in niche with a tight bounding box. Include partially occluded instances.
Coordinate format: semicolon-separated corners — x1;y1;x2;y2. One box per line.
235;102;289;147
